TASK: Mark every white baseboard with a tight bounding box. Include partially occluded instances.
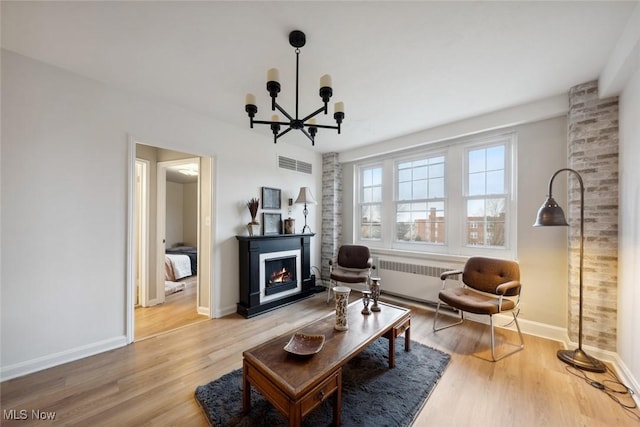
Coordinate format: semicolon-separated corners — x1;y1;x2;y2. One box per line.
433;308;639;402
216;304;237;318
197;305;210;317
611;355;640;407
1;336;128;382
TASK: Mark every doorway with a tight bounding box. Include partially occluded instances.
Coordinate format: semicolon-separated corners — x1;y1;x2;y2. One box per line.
129;141;214;341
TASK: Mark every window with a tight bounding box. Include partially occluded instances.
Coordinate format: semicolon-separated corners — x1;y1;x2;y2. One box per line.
465;144;507;248
358;165;383;240
395;156;445;244
354;133;515;257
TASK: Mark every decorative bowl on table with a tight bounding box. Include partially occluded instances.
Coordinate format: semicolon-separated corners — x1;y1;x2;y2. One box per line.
283;332;325;356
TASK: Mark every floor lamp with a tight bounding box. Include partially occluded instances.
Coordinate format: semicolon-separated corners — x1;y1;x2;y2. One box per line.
533;168;606;372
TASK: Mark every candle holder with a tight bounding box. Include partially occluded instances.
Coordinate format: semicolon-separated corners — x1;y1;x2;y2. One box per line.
370;277;381;312
361;290;372;315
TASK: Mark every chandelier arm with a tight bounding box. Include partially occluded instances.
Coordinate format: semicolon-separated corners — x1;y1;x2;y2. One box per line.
252;120;288;126
299;127;315;145
301;105;328;123
276;127;293;139
272;101;294;122
312;124;339;130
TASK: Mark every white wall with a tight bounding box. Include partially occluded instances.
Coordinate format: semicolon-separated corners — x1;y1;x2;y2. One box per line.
0;50;322;379
166;181;184;248
164;180;198;248
617;63;640;393
183;182;198;247
339;115;569;332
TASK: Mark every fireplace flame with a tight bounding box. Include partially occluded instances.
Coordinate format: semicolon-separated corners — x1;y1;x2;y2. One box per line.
270;267;293;284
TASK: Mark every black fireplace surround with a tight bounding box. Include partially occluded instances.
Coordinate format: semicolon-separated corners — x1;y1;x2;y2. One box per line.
236;234;318;318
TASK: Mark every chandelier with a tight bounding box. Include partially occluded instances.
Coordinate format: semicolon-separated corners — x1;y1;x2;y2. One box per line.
244;30;345;146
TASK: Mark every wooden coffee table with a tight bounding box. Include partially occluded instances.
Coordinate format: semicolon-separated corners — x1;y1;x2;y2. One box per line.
242;299;411;426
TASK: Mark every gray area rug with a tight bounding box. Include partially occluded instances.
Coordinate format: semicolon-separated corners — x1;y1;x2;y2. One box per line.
195;338;450;426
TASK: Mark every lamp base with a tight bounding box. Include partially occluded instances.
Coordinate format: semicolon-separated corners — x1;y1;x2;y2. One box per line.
557;348;606;372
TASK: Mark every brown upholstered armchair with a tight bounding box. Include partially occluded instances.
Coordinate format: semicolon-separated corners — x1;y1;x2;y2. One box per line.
433;256;524;361
328;245;373;302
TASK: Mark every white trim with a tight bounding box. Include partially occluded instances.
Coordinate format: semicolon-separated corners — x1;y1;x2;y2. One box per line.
613;354;640;407
156;157;201;307
135;159;150;308
126;137;136;343
0;336;127;382
599;3;640;97
206;155;217;318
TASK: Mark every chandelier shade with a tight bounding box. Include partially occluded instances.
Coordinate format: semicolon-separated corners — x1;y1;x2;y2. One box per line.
244;30;344;146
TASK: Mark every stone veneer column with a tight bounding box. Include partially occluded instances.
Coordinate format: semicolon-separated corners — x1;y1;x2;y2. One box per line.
567;81;618;352
321;153;342;284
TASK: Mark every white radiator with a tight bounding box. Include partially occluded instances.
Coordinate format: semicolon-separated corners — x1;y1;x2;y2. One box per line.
373;256;464;305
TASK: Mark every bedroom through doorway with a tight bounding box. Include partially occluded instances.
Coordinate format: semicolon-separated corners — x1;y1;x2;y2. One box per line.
133;144;211;340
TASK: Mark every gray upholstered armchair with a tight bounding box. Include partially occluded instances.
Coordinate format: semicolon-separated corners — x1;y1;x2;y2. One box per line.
328;245;373;302
433;256;524;361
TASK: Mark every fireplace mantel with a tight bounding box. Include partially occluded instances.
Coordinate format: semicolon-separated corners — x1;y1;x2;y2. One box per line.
236;233;318;318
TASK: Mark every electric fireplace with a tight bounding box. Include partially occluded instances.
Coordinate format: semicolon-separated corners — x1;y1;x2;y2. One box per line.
236;234;318;318
264;255;297;296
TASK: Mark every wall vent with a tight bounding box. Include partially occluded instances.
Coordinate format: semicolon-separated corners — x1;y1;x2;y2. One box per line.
278;155;312;174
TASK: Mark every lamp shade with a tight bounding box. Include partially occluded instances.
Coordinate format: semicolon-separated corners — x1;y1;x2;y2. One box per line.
295;187;317;205
533;196;569;227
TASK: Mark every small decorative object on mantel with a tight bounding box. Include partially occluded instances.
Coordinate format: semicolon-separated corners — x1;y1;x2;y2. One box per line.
284;218;295;234
370;277;381;312
246;197;260;236
284;197;295;234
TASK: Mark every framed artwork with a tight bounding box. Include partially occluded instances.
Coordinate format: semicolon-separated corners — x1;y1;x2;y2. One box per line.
262;187;281;210
263;213;282;235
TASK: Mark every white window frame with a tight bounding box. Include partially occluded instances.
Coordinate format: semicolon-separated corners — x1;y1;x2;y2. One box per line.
356;163;384;242
392;151;447;251
354;132;517;259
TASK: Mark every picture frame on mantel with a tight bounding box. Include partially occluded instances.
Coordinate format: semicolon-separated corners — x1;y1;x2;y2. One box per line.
262;187;281;210
263;213;282;235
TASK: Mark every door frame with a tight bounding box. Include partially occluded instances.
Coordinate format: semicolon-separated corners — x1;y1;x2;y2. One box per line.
126;136;215;343
156;157;201;307
135;159;150;307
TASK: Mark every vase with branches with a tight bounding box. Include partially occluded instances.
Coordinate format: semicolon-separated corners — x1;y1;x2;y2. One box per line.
247;198;259;224
246;198;260;236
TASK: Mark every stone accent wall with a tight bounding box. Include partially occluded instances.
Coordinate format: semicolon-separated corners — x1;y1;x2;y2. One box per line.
567;81;619;352
321;153;342;284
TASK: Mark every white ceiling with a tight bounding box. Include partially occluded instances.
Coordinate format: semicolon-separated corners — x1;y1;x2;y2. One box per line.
1;1;636;153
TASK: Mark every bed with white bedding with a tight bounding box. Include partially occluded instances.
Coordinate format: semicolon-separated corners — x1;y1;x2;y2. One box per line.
164;246;197;295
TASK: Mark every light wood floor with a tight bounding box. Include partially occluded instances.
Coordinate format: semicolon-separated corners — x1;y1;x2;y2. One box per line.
1;293;638;426
135;282;208;340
